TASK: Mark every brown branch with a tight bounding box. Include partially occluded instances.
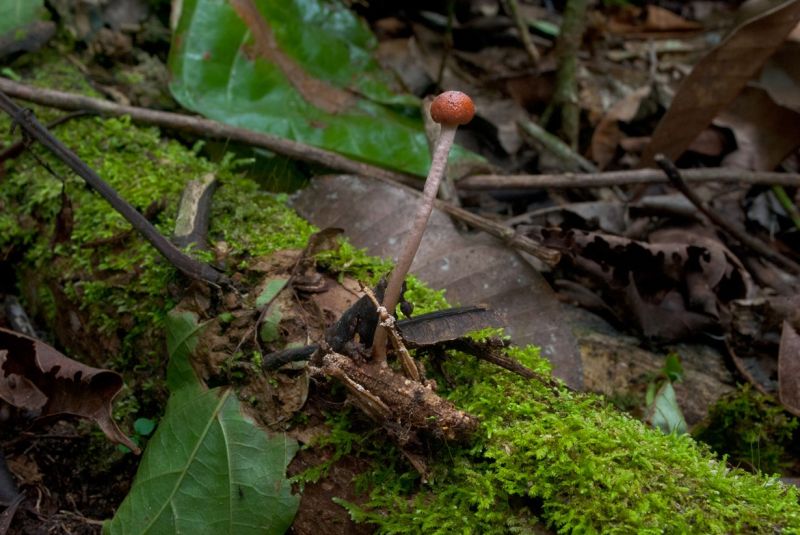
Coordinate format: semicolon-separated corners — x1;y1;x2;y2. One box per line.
0;80;559;267
0;89;223;285
655;154;800;275
0;78;422;189
459;168;800;190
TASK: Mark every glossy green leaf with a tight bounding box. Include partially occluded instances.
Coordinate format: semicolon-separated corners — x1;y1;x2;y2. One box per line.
106;311;299;534
168;0;479;176
0;0;45;35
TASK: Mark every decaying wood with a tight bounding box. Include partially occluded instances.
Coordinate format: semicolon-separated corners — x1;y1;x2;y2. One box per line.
315;352;478;445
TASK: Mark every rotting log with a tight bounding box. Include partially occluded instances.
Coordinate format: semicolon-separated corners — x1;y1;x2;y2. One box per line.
2;101;799;532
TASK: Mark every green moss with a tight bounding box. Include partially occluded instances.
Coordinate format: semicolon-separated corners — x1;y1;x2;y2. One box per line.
337;347;800;533
0;109;314;428
316;239;448;316
695;385;799;475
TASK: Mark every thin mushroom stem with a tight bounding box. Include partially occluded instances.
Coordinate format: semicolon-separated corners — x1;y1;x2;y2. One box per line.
373;126;457;361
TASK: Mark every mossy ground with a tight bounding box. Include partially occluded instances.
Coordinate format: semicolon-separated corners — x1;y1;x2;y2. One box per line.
1;59;799;533
694;385;799;475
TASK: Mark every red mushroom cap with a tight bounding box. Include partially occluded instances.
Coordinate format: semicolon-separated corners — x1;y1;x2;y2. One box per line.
430;91;475;126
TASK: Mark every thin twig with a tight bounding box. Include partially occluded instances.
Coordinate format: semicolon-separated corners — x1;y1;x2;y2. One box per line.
458;168;800;190
503;0;541;66
0;89;223;285
434;198;560;265
0;78;422;189
518;118;597;172
655;154;800;275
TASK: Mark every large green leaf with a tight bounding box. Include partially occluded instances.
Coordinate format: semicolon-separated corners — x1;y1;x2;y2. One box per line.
168;0;476;176
0;0;46;35
106;311;299;534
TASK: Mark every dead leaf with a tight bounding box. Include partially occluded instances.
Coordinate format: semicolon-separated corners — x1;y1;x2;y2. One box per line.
397;306;502;348
0;453;19;507
755;41;800;112
728;295;800;395
779;320;800;415
685;128;727;157
291;175;584;389
0;328;137;453
716;87;800;170
607;5;702;35
590;86;652;169
641;0;800;166
642;5;703;32
529;227;751;341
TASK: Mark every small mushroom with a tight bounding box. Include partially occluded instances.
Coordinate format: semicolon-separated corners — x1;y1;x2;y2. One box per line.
373;91;475;361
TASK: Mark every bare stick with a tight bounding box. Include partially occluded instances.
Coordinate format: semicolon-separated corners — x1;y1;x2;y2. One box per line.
0;81;560;271
655;154;800;275
458;169;800;190
0;78;422;189
0;89;223;285
518;118;597;172
503;0;541;66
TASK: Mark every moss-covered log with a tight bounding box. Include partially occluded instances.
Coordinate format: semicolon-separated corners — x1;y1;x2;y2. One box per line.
1;84;799;532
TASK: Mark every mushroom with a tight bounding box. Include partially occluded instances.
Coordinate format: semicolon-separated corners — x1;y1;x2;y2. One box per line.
373;91;475;361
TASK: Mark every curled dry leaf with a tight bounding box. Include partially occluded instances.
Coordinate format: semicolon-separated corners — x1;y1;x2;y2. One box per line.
529;227;751;342
0;327;137;453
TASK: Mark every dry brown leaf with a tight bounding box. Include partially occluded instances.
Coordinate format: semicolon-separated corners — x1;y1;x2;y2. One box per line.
643;5;703;31
779;320;800;415
641;0;800;166
686;128;727;157
728;295;800;395
791;20;800;40
717;87;800;170
0;328;137;453
755;41;800;112
607;5;702;35
291;175;584;388
530;227;751;342
590;86;652;169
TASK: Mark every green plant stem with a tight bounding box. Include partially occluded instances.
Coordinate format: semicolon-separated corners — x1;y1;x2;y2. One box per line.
771;185;800;231
541;0;588;149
